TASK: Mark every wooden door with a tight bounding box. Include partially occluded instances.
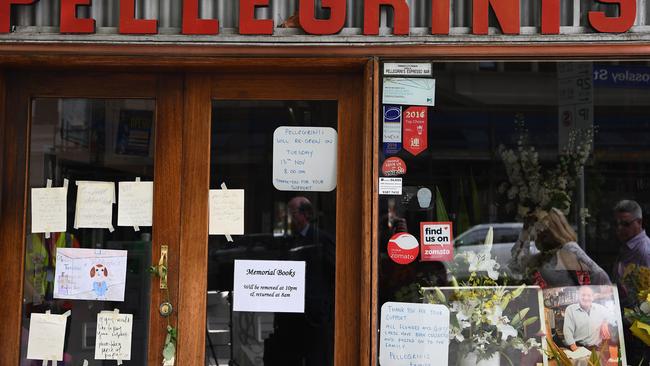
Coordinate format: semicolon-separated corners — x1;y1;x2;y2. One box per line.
176;72;370;366
0;71;183;365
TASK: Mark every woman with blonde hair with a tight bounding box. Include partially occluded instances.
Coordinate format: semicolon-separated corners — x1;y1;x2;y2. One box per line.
529;208;611;288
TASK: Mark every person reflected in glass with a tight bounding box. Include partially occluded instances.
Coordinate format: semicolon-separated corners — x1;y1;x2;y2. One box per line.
563;286;614;351
264;196;334;366
612;200;650;282
528;208;611;288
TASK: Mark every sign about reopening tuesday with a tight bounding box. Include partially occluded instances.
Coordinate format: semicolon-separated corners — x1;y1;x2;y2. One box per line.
420;222;453;262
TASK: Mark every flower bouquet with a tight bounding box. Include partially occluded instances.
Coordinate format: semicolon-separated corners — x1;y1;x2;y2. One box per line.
622;264;650;346
498;115;594;275
423;227;541;366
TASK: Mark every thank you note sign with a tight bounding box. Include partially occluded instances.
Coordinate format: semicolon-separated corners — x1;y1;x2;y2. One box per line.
379;302;450;366
233;260;306;313
273;126;337;192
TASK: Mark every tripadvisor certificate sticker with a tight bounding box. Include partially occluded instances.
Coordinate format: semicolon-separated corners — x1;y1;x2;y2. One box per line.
420;222;453;262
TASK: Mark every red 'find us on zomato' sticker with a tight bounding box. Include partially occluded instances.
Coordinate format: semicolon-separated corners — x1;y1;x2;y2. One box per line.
387;232;419;264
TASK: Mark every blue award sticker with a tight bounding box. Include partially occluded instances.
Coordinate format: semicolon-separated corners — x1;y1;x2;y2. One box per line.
382;105;402;155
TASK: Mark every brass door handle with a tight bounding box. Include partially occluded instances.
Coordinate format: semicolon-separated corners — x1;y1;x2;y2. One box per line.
158;245;168;290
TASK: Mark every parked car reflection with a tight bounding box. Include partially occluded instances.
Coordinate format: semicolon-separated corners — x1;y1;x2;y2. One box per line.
453;223;538;279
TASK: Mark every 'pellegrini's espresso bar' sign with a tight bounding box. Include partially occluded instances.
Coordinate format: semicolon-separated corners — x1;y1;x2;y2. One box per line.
1;0;637;35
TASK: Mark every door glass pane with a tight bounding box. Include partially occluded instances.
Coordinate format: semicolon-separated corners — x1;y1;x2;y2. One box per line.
206;100;337;366
21;98;155;365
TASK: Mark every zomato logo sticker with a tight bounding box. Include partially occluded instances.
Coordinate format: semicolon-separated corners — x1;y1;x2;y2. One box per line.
387;232;419;264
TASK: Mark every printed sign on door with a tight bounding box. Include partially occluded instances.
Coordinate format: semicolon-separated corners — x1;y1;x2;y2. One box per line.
420;222;453;262
403;106;427;156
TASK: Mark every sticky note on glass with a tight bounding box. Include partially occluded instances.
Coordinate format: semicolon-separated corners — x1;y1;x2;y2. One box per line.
209;189;244;236
26;312;69;361
74;181;115;230
95;312;133;361
118;181;153;227
31;186;67;234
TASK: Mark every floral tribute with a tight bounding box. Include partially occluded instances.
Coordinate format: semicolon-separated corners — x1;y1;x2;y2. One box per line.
423;227;541;364
499;115;594;273
622;264;650;346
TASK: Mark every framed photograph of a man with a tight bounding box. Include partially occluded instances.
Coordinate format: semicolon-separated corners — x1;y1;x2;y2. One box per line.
542;285;627;365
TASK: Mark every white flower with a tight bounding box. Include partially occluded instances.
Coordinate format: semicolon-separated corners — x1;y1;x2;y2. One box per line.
497;324;517;341
466;251;500;280
450;326;465;342
640;301;650;315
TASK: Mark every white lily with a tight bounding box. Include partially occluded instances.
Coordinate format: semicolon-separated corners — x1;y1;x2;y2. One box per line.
497;323;518;341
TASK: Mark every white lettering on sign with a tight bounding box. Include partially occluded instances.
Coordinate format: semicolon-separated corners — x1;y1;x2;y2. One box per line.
379;302;450;366
272;126;337;192
233;260;306;313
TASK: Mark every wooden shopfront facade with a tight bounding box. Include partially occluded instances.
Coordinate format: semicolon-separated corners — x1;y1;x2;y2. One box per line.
1;1;650;365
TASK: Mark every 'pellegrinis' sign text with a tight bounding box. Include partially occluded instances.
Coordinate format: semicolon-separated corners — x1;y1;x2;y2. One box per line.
1;0;637;35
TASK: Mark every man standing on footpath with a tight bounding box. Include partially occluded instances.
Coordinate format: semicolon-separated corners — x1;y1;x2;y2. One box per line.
612;200;650;282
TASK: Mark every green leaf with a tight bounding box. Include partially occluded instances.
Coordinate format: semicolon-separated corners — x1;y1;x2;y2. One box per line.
521;316;538;327
435;186;450;222
433;287;447;304
162;341;176;360
511;308;530;326
510;284;526;300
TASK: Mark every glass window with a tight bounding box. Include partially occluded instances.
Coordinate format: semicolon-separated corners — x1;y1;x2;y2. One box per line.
21;99;155;365
206;100;337;366
378;61;650;365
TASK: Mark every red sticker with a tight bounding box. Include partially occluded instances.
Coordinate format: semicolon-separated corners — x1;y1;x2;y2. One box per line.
381;157;407;177
387;232;419;265
403;106;428;156
420;222;454;262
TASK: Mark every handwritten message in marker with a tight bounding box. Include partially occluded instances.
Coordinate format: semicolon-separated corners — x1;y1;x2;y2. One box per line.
75;181;115;230
209;189;244;236
272;126;337;192
26;312;69;361
379;302;450;366
118;181;153;227
95;311;133;361
31;186;68;234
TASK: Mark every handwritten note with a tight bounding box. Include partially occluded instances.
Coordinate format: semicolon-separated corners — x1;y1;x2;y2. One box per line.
54;248;127;301
233;260;306;313
379;302;450;366
209;189;244;236
26;312;69;361
272;126;337;192
75;181;115;231
31;186;67;234
95;311;133;361
118;181;153;227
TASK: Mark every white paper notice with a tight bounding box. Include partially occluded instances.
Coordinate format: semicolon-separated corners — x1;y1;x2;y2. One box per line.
95;311;133;361
118;181;153;227
26;312;68;361
31;186;67;234
209;189;244;236
382;78;436;107
379;302;450;366
233;260;306;313
75;181;115;230
379;177;403;195
53;248;128;301
273;126;337;192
